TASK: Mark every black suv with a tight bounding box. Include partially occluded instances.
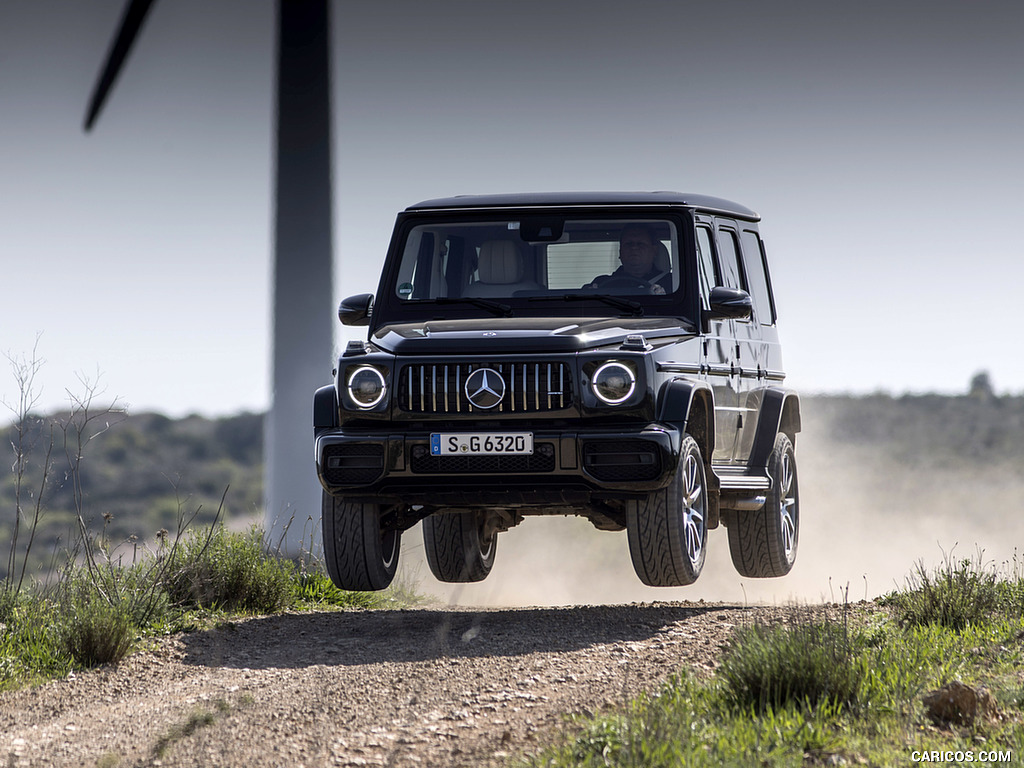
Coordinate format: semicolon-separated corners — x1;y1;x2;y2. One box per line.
314;192;801;590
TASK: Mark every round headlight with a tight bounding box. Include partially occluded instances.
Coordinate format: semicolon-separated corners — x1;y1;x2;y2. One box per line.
347;366;387;408
592;361;636;405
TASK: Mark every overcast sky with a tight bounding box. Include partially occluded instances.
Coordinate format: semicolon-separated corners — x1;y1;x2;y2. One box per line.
2;0;1023;416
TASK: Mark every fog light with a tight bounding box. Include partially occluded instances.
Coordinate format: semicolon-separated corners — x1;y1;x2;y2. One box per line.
592;361;635;405
347;366;387;408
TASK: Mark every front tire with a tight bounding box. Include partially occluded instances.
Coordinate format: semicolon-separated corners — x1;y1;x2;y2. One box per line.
422;510;497;583
728;433;799;578
322;491;401;591
627;435;708;586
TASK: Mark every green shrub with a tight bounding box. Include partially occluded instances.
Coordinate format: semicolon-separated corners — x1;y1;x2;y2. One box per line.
54;574;136;667
718;616;868;713
881;554;1002;630
83;560;172;629
161;526;294;614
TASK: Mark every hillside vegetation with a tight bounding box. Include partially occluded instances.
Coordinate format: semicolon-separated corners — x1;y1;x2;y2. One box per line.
4;390;1024;583
1;411;262;582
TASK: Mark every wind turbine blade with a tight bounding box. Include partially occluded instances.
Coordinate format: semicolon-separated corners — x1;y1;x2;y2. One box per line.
83;0;157;131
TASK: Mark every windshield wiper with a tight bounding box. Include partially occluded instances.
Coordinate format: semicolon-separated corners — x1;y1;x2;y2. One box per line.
415;297;514;317
529;294;644;316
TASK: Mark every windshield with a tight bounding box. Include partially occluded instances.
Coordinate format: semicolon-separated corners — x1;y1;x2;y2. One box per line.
390;217;681;302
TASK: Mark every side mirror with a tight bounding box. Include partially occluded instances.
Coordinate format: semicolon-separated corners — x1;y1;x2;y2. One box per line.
706;286;753;322
339;293;374;326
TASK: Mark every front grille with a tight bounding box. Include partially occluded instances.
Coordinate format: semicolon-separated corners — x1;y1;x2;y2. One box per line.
399;362;572;414
410;443;556;474
583;440;662;481
322;443;384;485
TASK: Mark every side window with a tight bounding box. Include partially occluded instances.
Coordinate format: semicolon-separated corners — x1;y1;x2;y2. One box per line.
695;226;719;307
739;229;776;325
715;227;746;292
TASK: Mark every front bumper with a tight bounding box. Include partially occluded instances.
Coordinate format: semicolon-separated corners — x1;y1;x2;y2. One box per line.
315;424;682;507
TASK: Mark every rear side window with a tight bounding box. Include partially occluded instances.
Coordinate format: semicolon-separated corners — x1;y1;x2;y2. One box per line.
739;229;776;325
715;228;746;292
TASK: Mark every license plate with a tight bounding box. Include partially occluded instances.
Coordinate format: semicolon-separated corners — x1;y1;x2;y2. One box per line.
430;432;534;456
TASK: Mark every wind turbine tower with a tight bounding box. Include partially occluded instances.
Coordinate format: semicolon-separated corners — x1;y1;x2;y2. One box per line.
84;0;335;554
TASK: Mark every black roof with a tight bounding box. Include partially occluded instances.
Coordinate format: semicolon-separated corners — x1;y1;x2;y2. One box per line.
406;191;759;221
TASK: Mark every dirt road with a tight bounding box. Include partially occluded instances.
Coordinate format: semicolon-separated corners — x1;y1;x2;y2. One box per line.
0;602;767;767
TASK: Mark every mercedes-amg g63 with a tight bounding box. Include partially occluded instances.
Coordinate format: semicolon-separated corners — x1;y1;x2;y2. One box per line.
314;192;801;590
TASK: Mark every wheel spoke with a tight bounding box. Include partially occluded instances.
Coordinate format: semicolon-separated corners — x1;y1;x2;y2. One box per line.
685;482;703;508
683;454;703;507
780;454;792;492
774;448;796;558
781;514;794;555
780;504;795;553
685;518;702;563
684;504;704;563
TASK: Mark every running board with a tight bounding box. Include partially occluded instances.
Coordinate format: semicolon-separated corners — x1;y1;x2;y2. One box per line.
715;468;771;512
715;473;771;491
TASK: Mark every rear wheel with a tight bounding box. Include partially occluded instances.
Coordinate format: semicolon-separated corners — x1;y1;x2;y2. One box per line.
728;433;799;578
627;435;707;586
422;510;497;583
322;491;401;591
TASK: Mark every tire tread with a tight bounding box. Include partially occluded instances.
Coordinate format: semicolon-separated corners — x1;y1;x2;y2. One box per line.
727;433;798;578
322;492;399;591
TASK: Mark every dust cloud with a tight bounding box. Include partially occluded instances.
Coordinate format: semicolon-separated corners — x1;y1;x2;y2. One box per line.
395;400;1024;608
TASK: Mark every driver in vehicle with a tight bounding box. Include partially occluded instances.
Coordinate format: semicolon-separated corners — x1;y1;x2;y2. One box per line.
584;224;672;294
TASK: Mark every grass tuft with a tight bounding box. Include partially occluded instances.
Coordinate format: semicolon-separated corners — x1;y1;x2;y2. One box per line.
54;572;136;667
294;571;384;608
881;551;1006;630
717;613;869;714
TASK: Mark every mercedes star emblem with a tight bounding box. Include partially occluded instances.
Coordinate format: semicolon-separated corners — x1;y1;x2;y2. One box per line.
465;367;506;409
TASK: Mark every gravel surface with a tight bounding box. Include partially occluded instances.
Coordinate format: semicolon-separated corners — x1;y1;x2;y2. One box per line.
0;602;782;767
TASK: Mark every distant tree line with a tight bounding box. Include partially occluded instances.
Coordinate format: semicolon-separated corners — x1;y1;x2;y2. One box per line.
1;411;263;581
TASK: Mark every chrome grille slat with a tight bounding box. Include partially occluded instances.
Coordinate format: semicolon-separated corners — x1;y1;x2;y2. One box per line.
399;361;573;414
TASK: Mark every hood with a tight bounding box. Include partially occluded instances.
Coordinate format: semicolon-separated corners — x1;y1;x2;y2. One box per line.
371;316;696;354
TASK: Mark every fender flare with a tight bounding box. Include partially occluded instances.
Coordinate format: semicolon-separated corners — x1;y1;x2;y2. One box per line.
656;377;716;459
313;384;339;429
747;388;801;470
656;377;719;527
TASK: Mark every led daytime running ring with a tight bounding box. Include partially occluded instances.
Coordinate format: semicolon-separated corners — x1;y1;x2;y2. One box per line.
592;361;636;405
347;365;387;408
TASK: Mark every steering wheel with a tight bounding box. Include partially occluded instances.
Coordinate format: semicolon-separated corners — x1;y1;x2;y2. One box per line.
585;276;654;294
